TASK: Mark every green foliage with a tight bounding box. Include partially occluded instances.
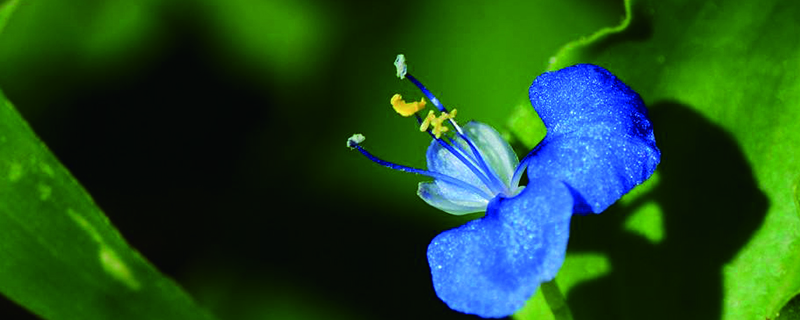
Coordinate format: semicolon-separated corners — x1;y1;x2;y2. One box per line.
0;0;19;34
0;90;216;319
0;0;619;319
777;293;800;320
3;0;796;318
512;0;800;319
203;0;333;83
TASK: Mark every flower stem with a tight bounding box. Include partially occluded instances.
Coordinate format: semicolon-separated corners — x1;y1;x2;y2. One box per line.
541;279;573;320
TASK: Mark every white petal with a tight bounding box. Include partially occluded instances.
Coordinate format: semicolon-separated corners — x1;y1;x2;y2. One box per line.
455;121;520;188
426;134;493;195
420;121;521;215
418;182;489;215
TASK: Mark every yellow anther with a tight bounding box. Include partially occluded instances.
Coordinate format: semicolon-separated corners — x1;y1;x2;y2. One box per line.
391;94;427;117
420;109;458;138
419;110;434;132
432;123;449;138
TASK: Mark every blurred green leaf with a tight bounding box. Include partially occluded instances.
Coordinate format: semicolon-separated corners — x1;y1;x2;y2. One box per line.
515;289;556;320
513;0;800;319
0;90;216;319
204;0;334;83
0;0;19;34
0;0;158;118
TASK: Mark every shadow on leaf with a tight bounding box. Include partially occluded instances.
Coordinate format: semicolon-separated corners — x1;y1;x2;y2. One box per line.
565;100;768;320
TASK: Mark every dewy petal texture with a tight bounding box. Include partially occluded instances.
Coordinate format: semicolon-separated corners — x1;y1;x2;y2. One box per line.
527;64;660;214
350;58;662;318
426;177;573;318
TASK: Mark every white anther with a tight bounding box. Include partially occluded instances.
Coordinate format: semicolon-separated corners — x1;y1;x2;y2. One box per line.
394;54;407;79
347;133;366;149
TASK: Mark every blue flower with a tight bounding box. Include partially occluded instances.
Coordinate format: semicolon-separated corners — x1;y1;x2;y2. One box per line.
348;55;660;318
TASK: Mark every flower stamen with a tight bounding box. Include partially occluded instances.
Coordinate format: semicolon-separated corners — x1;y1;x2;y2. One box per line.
348;54;522;202
347;133;365;149
394;54;407;80
391;94;427;117
420;109;457;138
393;55;509;194
412;113;502;193
346;134;495;200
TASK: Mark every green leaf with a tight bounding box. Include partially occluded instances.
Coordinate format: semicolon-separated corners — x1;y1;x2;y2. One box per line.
0;90;216;319
512;0;800;319
777;293;800;320
0;0;20;34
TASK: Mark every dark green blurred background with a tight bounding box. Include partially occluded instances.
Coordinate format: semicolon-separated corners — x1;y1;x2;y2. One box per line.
0;0;624;319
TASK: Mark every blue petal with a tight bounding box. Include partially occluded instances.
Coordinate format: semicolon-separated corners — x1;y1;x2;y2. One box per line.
426;178;573;318
527;64;660;214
